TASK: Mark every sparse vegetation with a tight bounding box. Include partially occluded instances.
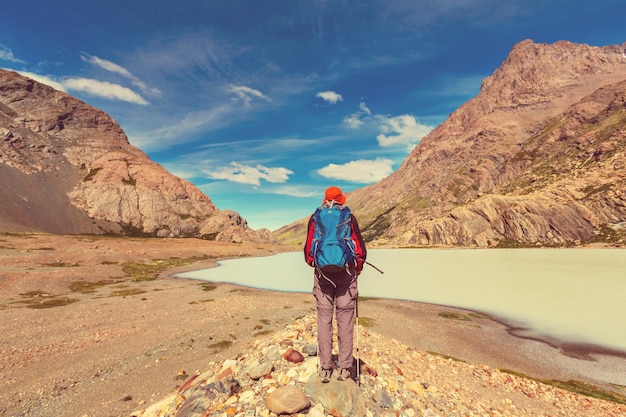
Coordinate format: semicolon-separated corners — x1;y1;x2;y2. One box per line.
200;232;219;241
362;206;395;242
542;380;626;405
199;283;217;292
495;238;578;248
121;256;207;281
24;298;80;309
0;232;36;239
438;312;472;321
581;183;613;197
427;351;466;363
108;287;146;297
495;239;541;248
584;224;626;246
14;291;79;309
357;316;375;327
439;311;490;322
500;369;626;405
207;340;233;352
119;223;159;237
69;279;120;293
19;290;50;297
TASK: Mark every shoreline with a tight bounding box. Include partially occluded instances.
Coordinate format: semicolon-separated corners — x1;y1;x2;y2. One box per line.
170;264;626;389
176;259;626;364
175;245;626;361
170;251;626;388
505;324;626;361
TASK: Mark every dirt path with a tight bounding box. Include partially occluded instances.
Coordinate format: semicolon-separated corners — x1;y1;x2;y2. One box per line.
1;233;624;417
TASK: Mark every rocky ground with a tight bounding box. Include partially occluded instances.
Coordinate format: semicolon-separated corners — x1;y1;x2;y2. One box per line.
1;233;625;417
131;315;626;417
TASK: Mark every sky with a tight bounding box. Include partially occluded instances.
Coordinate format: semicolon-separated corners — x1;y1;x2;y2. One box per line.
1;1;625;231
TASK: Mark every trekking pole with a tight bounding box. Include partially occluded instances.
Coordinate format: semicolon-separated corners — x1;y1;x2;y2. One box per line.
355;295;360;386
365;261;384;274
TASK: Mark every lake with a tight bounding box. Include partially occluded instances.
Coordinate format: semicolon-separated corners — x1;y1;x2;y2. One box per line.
176;248;626;354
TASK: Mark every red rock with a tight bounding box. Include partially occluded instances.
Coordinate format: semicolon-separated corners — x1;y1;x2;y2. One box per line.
177;374;198;393
217;366;233;381
362;364;378;377
283;348;304;363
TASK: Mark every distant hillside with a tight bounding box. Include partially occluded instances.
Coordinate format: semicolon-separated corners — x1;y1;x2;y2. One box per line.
277;40;626;247
0;69;273;243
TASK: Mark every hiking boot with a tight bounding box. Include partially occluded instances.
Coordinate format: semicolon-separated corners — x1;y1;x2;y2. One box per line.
319;368;332;383
337;368;351;381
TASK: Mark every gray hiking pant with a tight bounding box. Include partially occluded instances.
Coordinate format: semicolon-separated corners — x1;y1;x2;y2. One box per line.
313;268;358;370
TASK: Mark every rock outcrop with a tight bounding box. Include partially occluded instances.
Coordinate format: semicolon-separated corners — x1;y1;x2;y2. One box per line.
0;69;272;242
277;40;626;247
131;314;626;417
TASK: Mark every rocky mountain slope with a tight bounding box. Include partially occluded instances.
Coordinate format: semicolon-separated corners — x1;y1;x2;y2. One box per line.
0;69;271;242
277;40;626;247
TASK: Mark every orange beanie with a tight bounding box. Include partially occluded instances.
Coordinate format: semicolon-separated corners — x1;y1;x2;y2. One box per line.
323;186;346;205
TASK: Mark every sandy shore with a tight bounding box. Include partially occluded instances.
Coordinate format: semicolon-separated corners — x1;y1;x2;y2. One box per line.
1;233;624;417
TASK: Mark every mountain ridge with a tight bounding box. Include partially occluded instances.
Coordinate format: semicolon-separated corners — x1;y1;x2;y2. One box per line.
276;39;626;247
0;69;272;243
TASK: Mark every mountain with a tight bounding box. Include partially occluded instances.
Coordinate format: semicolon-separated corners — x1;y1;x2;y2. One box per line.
277;40;626;247
0;69;273;243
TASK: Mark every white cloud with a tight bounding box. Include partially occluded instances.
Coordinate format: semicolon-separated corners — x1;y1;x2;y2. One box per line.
82;54;133;78
317;158;393;183
0;45;25;64
342;102;433;152
256;185;319;198
229;85;270;106
343;101;372;129
10;69;150;105
13;71;67;92
203;162;293;186
81;54;161;96
376;114;432;149
359;102;372;115
63;77;149;105
316;90;343;104
344;113;364;129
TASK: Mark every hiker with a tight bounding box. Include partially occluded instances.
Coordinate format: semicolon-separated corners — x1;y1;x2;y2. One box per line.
303;186;367;383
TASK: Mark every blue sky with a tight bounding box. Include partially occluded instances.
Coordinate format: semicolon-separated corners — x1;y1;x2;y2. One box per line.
2;1;625;230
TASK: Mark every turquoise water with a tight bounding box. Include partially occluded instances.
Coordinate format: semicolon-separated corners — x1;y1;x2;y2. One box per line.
177;248;626;353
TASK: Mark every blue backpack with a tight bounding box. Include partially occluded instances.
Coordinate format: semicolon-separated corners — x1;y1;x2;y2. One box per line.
311;204;357;272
